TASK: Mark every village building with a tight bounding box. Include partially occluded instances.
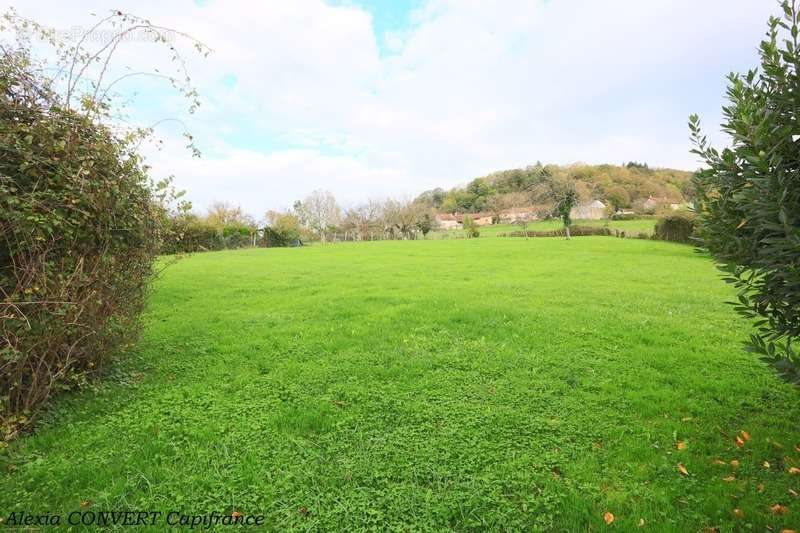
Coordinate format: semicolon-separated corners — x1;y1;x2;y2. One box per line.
435;213;460;230
463;213;494;226
643;195;669;211
570;200;606;220
435;212;495;229
499;207;537;223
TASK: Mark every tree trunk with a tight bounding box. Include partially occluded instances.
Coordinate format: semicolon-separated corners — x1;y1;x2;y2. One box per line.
565;225;571;240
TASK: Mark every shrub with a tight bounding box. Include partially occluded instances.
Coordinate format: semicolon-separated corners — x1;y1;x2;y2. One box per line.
164;214;258;254
263;211;301;247
163;214;224;253
262;228;301;247
222;225;254;249
654;213;696;244
690;0;800;382
0;12;207;437
0;55;165;437
499;226;612;238
462;215;480;238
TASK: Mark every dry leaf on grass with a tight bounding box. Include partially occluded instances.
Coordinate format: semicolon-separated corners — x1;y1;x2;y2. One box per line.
638;518;645;527
603;512;615;525
678;463;689;476
79;500;91;508
733;508;744;518
675;441;687;450
770;504;789;515
764;461;771;469
723;476;736;482
733;430;752;449
788;466;800;475
730;460;740;468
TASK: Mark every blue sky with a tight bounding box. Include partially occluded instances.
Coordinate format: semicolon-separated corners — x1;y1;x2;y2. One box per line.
337;0;422;53
1;0;780;217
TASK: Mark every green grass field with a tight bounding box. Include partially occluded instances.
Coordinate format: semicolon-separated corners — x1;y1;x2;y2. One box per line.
434;218;657;237
2;238;799;531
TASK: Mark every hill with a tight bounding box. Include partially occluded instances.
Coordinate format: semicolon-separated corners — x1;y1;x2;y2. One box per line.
415;162;695;214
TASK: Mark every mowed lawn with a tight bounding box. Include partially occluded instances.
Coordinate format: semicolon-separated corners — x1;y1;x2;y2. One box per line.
435;218;657;237
2;238;800;531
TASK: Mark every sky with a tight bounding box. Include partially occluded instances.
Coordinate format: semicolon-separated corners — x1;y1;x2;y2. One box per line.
1;0;780;218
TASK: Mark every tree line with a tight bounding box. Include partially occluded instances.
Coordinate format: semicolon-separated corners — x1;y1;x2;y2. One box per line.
166;162;697;252
164;192;440;252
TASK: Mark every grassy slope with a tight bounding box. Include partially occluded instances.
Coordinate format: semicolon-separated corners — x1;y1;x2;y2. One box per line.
434;218;657;237
2;238;799;531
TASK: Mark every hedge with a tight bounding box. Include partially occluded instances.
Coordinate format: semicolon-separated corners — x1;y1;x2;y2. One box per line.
653;213;696;244
0;51;165;438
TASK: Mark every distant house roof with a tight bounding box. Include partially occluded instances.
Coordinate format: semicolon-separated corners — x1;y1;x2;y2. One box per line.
456;212;491;222
501;207;534;215
587;200;606;209
644;195;668;205
437;212;493;222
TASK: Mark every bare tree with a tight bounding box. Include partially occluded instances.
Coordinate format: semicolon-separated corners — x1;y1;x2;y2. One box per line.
357;199;383;239
295;190;340;243
343;200;382;240
514;212;534;239
340;208;361;240
382;199;420;239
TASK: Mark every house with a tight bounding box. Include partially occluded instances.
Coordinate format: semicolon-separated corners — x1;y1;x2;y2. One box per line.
499;207;537;223
570;200;606;220
435;213;460;230
436;212;494;229
461;213;493;226
643;196;668;211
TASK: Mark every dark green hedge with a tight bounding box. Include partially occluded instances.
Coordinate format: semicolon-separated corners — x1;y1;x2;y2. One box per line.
654;213;696;244
499;225;613;238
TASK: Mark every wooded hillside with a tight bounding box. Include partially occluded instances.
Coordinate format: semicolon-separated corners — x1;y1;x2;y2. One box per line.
415;162;695;214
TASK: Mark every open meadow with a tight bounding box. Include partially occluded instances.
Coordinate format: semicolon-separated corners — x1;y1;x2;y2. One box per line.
434;219;658;238
2;237;798;531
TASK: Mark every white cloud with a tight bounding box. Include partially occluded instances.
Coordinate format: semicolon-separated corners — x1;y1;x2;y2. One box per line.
145;144;416;216
1;0;779;215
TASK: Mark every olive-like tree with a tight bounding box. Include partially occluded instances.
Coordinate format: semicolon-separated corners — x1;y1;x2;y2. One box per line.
690;0;800;383
553;186;578;240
